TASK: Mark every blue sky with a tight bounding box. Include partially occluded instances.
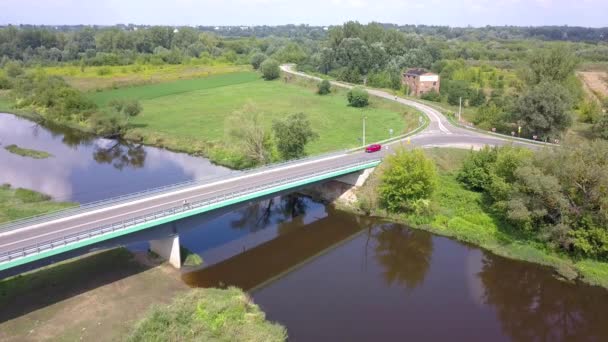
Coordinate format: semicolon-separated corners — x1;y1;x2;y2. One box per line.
1;0;605;27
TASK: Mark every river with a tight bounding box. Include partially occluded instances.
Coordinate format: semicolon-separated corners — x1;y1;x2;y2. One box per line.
2;112;608;341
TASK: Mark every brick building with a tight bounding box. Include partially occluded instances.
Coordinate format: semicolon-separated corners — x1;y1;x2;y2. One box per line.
402;68;440;96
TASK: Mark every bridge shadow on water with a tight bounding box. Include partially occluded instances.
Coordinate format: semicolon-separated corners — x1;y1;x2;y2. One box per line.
0;248;153;323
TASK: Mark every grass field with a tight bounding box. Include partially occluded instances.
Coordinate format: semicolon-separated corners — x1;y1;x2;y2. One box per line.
90;71;420;167
353;148;608;289
0;184;75;223
43;62;249;91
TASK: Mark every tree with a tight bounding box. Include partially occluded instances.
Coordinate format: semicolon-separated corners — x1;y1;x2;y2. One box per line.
250;52;267;70
272;112;319;160
469;89;487;107
317;79;331;95
379;148;438;213
594;113;608;139
578;99;601;123
109;99;142;122
4;61;23;78
445;80;472;106
514;82;573;137
347;86;369;107
260;58;280;80
528;48;579;85
420;89;441;102
228;103;273;164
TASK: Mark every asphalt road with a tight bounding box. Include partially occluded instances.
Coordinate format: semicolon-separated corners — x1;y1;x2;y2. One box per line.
0;67;545;263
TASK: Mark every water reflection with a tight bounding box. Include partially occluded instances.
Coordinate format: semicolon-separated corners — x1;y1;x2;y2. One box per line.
479;254;608;341
93;140;147;170
370;224;433;290
0;113;231;202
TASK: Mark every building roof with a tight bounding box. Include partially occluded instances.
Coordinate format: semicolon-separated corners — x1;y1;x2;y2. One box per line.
404;68;436;76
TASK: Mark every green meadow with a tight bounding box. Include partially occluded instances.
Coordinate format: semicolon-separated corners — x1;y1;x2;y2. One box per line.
90;71;420;167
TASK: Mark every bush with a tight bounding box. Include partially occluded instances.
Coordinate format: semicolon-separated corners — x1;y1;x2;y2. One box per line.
379;148;438;213
420;89;441;102
4;61;23;78
260;58;280;80
347;86;369;107
129;288;286;341
250;53;267;70
317;79;331;95
0;75;11;89
96;67;112;76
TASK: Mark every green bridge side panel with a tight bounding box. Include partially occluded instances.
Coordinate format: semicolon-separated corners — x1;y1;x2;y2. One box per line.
0;161;380;271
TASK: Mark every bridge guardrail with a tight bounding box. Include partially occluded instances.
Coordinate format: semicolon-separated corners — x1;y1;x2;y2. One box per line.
0;149;353;234
0;158;381;264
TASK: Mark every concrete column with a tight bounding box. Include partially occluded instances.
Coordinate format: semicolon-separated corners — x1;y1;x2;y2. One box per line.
335;167;375;187
150;234;181;269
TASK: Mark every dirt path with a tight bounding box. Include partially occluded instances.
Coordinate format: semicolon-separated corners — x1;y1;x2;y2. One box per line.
578;71;608;101
0;249;189;341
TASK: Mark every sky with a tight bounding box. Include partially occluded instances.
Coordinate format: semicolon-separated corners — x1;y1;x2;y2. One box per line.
0;0;606;28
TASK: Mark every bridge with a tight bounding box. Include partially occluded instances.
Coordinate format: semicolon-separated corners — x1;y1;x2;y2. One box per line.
0;66;548;273
0;152;381;271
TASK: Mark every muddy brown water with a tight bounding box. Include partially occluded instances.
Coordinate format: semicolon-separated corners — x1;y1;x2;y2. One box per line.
181;197;608;342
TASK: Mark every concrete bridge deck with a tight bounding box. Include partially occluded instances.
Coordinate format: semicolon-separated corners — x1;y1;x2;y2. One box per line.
0;152;381;271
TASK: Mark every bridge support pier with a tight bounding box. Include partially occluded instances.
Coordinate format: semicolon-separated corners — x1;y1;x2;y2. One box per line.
335;167;375;187
149;234;181;269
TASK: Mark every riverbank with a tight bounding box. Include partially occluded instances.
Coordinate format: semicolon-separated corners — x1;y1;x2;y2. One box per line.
0;248;285;341
0;184;75;224
345;148;608;289
1;68;417;169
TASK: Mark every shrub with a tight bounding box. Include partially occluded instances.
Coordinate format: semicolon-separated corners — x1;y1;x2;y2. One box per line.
347;86;369;107
260;58;280;80
128;288;286;341
379;148;438;213
250;53;267;70
0;75;11;89
421;89;441;102
4;61;23;78
317;79;331;95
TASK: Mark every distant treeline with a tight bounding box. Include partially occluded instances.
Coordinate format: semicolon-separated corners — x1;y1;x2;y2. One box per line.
2;23;607;42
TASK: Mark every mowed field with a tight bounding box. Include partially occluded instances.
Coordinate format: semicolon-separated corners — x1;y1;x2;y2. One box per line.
89;71;420;159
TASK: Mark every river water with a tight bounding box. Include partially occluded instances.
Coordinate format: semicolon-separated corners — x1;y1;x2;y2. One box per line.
2;113;608;341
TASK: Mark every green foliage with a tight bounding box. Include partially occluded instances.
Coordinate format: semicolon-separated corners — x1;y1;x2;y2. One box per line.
250;52;267;70
457;142;608;260
595;113;608;140
228;103;274;164
527;48;579;85
578;99;601;124
11;73;97;121
420;89;441;102
514;81;573;138
4;61;23;78
457;146;498;191
469;89;487;107
260;58;280;80
444;80;472;106
347;86;369;107
110;98;143;119
317;79;331;95
379;148;438;213
272;112;319;160
129;288;286;341
0;75;12;89
474;102;506;130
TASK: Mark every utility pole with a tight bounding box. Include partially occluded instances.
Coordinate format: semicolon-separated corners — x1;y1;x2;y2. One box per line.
458;97;462;122
362;116;366;146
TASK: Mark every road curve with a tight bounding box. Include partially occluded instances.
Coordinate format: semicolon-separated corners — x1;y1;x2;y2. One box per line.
280;64;542;150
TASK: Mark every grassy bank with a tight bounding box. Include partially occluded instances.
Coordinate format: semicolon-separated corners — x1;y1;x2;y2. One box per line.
129;287;286;341
4;144;53;159
0;247;284;341
90;71;418;167
353;148;608;289
0;184;75;224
